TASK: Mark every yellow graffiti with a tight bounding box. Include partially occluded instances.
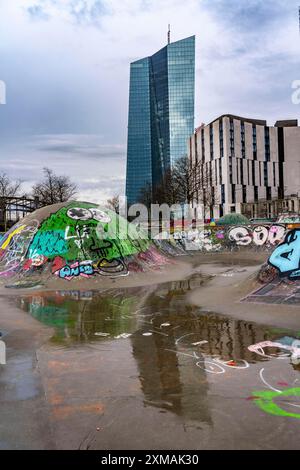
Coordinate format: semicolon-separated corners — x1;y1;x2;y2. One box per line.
0;225;26;250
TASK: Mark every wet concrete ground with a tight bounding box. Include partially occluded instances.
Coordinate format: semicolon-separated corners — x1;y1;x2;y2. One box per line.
1;271;300;449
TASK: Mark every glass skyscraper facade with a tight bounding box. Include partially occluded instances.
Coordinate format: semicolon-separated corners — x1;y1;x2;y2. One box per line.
126;36;195;206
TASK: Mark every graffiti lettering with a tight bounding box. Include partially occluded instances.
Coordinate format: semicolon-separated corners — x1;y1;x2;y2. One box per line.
228;225;285;247
57;261;94;280
248;339;300;364
268;229;300;280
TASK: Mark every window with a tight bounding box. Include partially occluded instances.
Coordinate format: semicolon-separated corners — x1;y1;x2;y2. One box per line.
242;185;247;204
229;157;233;184
252;160;256;186
265;126;270;162
201;129;205;162
231;184;236;204
264;161;268;186
210;124;214;160
219;119;224;158
221;184;225;204
241;121;245;159
230;117;235;156
252;124;257;160
240;159;244;185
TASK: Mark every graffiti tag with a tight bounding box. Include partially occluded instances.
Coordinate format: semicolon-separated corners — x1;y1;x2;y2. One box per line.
57;261;94;280
268;229;300;280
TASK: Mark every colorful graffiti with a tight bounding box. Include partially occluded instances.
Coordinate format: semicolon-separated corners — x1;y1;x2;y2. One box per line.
248;338;300;364
252;388;300;419
155;224;287;254
268;229;300;280
0;222;39;277
0;201;165;281
228;224;286;247
0;199;296;283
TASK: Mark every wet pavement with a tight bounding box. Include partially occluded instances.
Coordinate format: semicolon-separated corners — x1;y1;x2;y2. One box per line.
1;273;300;449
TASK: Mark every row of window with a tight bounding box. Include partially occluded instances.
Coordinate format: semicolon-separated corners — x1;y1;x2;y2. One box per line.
196;118;272;162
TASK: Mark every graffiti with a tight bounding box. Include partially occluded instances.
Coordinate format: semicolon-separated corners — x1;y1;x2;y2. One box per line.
90;237;113;258
66;207;111;223
0;223;39;276
94;258;128;277
166;349;249;374
56;261;94;280
65;224;91;243
248;338;300;364
252;388;300;419
228;224;286;247
90;208;111;223
268;229;300;280
155;224;287;256
67;207;93;220
0;201;171;281
28;230;68;259
0;225;26;250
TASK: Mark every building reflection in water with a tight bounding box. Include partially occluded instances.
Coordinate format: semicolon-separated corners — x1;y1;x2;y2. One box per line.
16;277;297;424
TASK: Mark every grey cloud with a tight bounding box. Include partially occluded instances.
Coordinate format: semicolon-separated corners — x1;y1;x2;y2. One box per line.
28;134;126;159
26;0;111;26
201;0;297;31
0;134;126;202
27;5;50;21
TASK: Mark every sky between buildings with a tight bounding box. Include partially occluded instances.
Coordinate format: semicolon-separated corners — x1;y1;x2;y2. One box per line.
0;0;300;203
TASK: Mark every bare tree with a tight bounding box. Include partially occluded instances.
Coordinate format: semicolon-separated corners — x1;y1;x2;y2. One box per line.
0;173;22;230
32;168;77;207
106;195;120;214
138;156;219;218
194;161;219;219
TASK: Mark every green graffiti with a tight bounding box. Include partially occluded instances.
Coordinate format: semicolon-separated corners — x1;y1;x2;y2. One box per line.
252;388;300;419
26;202;150;262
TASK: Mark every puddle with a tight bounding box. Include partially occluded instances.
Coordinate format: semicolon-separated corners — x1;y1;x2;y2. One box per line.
7;276;300;448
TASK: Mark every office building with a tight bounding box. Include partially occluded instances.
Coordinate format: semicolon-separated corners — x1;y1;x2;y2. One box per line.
188;115;300;219
126;35;195;206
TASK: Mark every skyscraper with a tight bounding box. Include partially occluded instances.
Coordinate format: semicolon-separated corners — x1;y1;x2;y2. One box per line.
126;35;195;206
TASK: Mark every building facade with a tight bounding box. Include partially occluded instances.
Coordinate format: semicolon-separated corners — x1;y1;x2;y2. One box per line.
188;115;300;219
126;36;195;207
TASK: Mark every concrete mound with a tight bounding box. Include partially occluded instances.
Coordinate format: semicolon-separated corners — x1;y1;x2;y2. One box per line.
0;201;169;288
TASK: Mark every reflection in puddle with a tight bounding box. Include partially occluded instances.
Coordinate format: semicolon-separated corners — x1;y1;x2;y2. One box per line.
16;276;300;427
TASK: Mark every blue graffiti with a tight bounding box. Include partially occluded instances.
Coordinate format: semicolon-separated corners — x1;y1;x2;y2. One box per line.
268;229;300;280
58;262;94;279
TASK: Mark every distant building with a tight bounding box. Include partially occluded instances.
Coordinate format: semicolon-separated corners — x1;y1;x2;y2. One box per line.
188;115;300;219
126;35;195;207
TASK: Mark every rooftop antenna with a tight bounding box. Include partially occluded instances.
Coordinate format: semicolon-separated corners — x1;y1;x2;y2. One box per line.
168;24;171;44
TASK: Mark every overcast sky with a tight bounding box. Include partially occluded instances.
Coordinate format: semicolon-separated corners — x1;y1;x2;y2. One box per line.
0;0;300;203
